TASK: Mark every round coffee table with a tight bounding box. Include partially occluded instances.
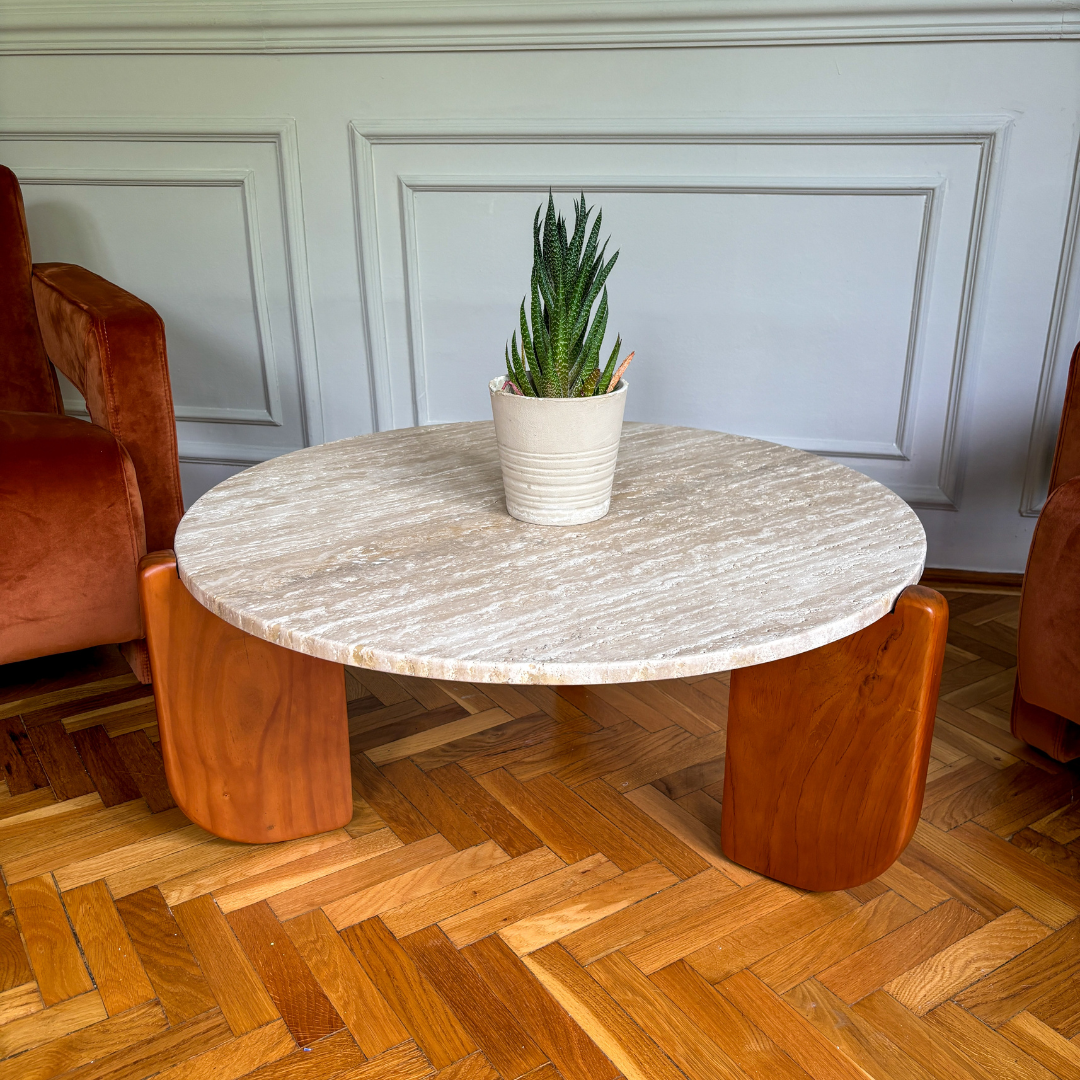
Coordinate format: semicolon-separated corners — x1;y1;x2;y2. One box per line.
156;422;944;889
174;421;925;684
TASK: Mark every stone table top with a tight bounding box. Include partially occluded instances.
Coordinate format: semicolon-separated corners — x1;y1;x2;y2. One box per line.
174;422;926;684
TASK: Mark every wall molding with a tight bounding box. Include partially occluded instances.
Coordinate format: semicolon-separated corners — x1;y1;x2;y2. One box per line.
397;172;942;464
178;441;297;467
0;117;324;447
1;0;1078;54
350;115;1012;510
1020;132;1080;517
17;165;284;427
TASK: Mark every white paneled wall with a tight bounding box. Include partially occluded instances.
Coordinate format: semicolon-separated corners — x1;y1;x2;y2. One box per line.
2;2;1079;572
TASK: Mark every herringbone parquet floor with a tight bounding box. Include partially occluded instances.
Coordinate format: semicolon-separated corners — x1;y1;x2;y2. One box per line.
1;586;1079;1080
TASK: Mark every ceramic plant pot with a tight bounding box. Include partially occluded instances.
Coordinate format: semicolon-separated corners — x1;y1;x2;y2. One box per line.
488;375;628;525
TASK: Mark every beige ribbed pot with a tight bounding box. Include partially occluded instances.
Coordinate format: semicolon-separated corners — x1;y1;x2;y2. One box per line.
488;375;628;525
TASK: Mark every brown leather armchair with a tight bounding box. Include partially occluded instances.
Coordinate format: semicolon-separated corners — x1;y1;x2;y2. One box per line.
0;164;183;682
1012;340;1080;761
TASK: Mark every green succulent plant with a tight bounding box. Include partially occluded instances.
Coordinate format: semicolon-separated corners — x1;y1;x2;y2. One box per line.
504;192;633;398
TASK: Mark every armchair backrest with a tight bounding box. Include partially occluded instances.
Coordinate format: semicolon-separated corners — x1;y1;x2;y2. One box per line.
0;164;62;414
1049;340;1080;494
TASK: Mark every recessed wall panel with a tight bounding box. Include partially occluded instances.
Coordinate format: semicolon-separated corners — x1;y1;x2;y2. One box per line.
22;178;271;419
412;187;925;453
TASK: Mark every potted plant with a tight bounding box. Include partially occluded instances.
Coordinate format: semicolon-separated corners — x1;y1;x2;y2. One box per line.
490;192;635;525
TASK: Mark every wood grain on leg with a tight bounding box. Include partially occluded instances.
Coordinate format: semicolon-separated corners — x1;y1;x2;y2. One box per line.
722;585;948;891
138;551;352;844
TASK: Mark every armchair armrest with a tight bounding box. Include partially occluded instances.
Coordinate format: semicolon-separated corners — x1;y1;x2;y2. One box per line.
31;262;184;551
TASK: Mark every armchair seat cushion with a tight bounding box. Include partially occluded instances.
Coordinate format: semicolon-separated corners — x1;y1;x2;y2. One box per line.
0;411;146;664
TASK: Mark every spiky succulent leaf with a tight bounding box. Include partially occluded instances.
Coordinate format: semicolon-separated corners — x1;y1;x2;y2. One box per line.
578;288;609;375
571;248;618;346
542;195;560;291
528;271;550;378
507;331;536;396
596;335;622;395
568;212;604;319
567;194;590;275
579;368;602;396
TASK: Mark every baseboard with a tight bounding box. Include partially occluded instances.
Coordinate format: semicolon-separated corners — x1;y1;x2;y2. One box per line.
919;568;1024;594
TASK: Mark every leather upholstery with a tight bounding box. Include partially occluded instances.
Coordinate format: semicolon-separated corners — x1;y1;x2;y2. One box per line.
1012;340;1080;761
0;165;62;414
0;164;183;679
0;412;146;665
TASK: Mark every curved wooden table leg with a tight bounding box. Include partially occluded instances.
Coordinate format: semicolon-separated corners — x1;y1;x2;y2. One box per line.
721;585;948;891
138;551;352;844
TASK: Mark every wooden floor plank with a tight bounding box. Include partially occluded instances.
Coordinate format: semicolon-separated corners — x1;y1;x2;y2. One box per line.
561;868;736;966
70;727;140;807
883;907;1050;1014
26;721;95;801
221;1028;367;1080
524;774;653;871
683;891;859;983
815;898;986;1004
283;906;409;1056
114;886;219;1026
0;717;49;795
622;878;799;975
351;753;438;843
382;846;565;938
523;943;686;1080
654;961;814;1080
401;924;548;1078
575;779;710;879
369;709;513;766
0;982;43;1025
62;879;156;1015
589;950;747;1080
717;970;873;1080
478;770;596;864
226;900;344;1046
954;917;1080;1026
8;874;93;1005
341;917;477;1069
0;910;34;993
0;991;105;1060
623;784;756;885
211;828;400;914
1000;1011;1080;1080
785;978;938;1080
171;893;280;1036
853;989;1004;1080
464;933;619;1080
499;862;677;956
428;763;543;857
7;805;191;888
381;758;489;849
322;839;510;929
268;833;451;921
924;1000;1060;1080
0;1000;166;1080
148;1019;296;1080
440;854;621;948
751;890;922;994
110;731;176;813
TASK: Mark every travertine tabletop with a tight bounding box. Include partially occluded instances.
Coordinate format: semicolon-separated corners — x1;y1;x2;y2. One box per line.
175;422;926;684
